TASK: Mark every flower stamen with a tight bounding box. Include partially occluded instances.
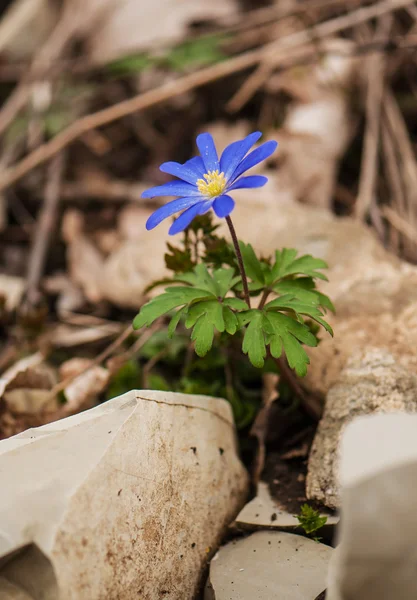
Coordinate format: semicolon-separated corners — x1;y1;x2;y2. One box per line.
197;170;226;198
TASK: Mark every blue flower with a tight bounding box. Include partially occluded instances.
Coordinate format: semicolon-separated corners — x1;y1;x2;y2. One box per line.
143;132;277;235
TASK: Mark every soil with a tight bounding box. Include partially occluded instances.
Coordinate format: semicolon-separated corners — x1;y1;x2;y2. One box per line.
263;452;309;515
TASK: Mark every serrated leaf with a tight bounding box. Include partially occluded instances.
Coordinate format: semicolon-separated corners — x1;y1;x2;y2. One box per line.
280;331;310;377
223;297;249;311
271;249;328;282
270;248;298;281
237;309;258;328
191;315;215;357
133;286;212;330
241;311;266;368
191;263;220;296
265;297;333;336
274;279;334;313
265;312;318;347
283;255;328;280
239;242;265;284
168;307;186;338
213;268;241;297
223;306;238;335
315;291;335;313
185;300;225;332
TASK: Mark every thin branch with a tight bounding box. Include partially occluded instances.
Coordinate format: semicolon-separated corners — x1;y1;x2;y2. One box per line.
355;17;392;220
382;205;417;245
21;152;66;311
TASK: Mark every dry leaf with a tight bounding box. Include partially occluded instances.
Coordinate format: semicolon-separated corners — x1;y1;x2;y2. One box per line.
0;274;25;312
0;353;59;439
60;357;109;413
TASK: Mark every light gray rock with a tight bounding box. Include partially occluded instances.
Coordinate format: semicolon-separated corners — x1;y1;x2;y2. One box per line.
236;481;338;532
0;390;248;600
327;413;417;600
307;349;417;509
205;530;332;600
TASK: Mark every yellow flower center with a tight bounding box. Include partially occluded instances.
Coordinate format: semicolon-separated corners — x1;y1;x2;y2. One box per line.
197;170;227;198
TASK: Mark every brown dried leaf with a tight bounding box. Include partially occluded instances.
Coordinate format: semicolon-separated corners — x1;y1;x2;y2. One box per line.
59;358;110;414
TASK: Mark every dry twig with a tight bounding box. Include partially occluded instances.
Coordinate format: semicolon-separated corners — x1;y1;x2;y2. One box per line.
21;152;66;312
355;16;392;220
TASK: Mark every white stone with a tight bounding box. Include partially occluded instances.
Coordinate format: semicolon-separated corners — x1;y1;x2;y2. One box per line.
236;481;338;531
205;530;332;600
306;349;417;509
327;413;417;600
0;390;248;600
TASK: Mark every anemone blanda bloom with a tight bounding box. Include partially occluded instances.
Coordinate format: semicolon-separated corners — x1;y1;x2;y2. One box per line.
143;132;277;235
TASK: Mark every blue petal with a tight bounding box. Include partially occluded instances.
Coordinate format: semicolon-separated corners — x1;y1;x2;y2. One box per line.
146;197;201;230
169;200;213;235
159;156;205;184
213;195;235;218
230;140;278;181
220;132;262;181
196;133;219;172
142;180;199;199
227;175;268;191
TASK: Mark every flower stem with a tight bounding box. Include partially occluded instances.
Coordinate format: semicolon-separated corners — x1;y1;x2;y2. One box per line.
225;216;251;308
258;288;271;310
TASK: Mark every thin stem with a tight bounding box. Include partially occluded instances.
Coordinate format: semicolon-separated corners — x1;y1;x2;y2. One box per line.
258;288;271;310
226;215;251;308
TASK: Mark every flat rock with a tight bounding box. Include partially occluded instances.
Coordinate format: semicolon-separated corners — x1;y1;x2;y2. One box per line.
0;390;248;600
327;413;417;600
205;530;332;600
236;481;338;532
307;349;417;509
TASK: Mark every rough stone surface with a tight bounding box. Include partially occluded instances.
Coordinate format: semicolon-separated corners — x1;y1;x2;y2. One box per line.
327;414;417;600
205;530;332;600
306;349;417;509
0;390;248;600
236;481;338;531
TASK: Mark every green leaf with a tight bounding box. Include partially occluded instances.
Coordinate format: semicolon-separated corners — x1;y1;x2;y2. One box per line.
264;312;317;377
296;504;328;536
133;287;213;330
223;297;249;311
168;306;186;338
265;297;334;336
315;291;335;313
281;332;310;377
265;312;318;347
239;242;265;284
274;279;334;313
213;268;241;297
106;52;153;76
223;307;238;335
270;248;298;282
271;249;329;282
191;315;215;357
162;35;227;71
241;311;267;368
185;300;225;332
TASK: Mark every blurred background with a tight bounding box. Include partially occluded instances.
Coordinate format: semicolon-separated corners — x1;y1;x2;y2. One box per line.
0;0;416;440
